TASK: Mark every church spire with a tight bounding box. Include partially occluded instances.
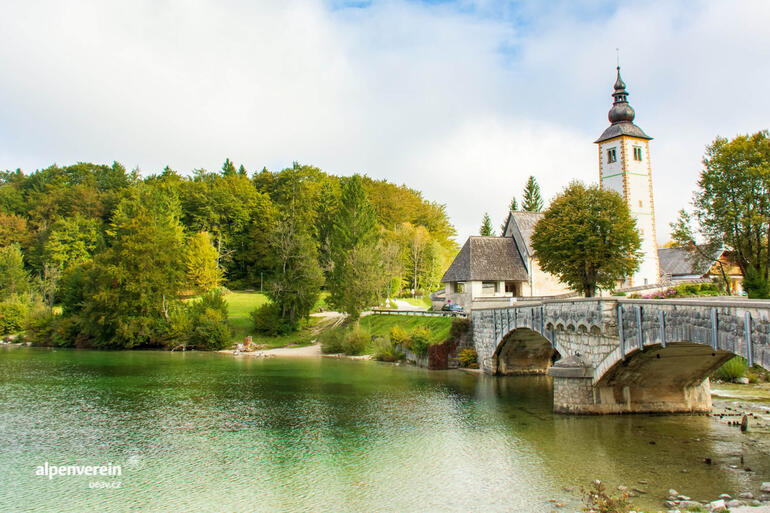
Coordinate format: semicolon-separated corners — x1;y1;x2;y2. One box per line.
608;66;635;124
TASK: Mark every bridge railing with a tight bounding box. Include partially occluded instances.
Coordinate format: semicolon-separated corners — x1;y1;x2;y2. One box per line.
369;309;468;319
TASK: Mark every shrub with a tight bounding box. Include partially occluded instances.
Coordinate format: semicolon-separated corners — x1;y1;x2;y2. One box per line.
450;317;470;339
610;291;626;296
185;290;232;350
714;356;748;381
343;325;370;355
407;325;432;356
0;300;27;335
581;480;631;513
251;302;293;336
457;348;478;368
389;325;408;345
320;327;346;354
372;337;404;362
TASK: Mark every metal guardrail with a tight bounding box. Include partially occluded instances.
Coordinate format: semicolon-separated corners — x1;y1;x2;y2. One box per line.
369;309;468;318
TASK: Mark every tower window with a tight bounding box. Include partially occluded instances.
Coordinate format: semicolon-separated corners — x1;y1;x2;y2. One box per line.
639;200;643;208
607;148;617;163
633;146;643;161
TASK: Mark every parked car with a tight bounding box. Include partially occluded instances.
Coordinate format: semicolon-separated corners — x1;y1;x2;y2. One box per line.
441;303;464;315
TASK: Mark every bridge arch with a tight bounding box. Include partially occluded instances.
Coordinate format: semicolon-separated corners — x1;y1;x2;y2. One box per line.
589;342;734;413
492;327;560;375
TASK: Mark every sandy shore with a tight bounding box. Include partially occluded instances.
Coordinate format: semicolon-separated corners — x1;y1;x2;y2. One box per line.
220;344;321;358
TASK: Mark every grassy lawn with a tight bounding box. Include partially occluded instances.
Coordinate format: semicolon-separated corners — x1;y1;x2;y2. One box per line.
396;296;433;309
358;314;452;343
224;290;331;348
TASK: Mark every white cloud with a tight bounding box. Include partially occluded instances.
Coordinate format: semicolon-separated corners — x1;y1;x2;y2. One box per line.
0;0;768;245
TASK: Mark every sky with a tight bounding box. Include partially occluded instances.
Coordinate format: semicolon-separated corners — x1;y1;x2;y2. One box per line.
1;0;768;244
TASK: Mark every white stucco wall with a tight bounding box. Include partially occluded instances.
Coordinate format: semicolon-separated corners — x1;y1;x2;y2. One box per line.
598;136;660;287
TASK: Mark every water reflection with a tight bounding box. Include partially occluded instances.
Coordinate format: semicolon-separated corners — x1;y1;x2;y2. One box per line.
0;348;767;512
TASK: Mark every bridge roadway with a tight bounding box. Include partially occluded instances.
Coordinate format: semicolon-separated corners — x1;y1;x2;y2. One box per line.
471;297;770;414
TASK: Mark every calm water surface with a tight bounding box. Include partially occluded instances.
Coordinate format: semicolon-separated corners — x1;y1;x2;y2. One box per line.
0;347;768;512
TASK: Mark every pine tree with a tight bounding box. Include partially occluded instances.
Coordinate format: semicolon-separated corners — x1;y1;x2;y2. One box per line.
221;158;237;177
522;176;544;212
328;175;380;320
480;213;494;236
500;196;518;234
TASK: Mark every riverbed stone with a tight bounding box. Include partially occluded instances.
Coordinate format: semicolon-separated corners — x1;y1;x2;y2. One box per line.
739;492;754;499
678;500;701;509
707;499;726;511
725;499;743;508
669;489;679;497
761;482;770;493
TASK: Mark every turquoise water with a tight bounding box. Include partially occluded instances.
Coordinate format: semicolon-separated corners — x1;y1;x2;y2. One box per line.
0;347;768;512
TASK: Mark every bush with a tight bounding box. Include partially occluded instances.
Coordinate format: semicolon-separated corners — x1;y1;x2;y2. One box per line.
0;300;27;335
389;325;408;345
457;348;478;368
610;291;626;296
184;290;232;350
714;356;748;382
372;337;404;362
406;325;432;356
320;327;346;354
450;317;470;339
343;325;370;355
251;302;293;336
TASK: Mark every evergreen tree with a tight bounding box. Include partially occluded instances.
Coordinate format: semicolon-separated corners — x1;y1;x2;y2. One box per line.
500;196;518;234
480;213;494;236
522;176;544;212
77;187;187;347
328;175;380;320
237;164;248;176
221;158;237;177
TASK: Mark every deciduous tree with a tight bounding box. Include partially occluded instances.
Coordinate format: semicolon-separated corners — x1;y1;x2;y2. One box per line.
532;182;641;297
692;131;770;297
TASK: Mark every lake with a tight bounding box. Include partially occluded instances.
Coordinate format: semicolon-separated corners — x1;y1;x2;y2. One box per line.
0;347;768;512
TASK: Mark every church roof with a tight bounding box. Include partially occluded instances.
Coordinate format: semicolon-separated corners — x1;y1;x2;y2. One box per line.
441;236;528;283
595;67;652;143
595;121;652;143
507;211;544;257
658;246;724;277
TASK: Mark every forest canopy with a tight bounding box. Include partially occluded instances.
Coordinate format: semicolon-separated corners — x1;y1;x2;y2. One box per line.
0;160;457;347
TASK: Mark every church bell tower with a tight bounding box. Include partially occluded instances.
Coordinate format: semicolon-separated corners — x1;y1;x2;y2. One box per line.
595;67;660;287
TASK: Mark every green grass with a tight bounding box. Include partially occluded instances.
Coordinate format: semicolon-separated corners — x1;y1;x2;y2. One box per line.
224;291;269;343
224;290;332;348
358;314;452;344
396;296;433;309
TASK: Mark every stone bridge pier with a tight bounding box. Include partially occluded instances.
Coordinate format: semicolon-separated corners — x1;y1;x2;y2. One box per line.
471;298;770;414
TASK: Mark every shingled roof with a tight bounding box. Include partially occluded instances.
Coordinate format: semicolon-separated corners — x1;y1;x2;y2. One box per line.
658;246;724;278
441;236;528;283
507;211;544;257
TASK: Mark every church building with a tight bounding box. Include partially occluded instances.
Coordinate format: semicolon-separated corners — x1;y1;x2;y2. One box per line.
438;67;673;311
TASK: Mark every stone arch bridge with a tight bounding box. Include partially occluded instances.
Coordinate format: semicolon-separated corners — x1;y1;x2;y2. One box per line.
471;298;770;414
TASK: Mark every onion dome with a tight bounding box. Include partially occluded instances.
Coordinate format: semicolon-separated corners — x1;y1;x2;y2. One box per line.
595;66;651;143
